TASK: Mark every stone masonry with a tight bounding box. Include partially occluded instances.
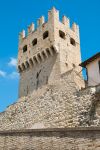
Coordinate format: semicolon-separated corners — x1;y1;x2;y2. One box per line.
0;7;100;150
18;7;84;97
0;71;100;131
1;128;100;150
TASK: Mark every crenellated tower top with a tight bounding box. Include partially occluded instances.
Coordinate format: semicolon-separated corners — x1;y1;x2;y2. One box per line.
19;7;79;43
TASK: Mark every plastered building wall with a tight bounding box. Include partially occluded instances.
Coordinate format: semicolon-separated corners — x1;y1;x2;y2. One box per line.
86;58;100;86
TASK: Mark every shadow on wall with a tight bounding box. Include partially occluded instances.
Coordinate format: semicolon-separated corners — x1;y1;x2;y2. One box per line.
19;53;58;97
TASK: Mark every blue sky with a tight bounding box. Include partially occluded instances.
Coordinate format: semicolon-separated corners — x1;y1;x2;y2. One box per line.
0;0;100;112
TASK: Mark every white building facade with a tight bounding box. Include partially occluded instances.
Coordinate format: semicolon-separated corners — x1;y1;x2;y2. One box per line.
80;52;100;86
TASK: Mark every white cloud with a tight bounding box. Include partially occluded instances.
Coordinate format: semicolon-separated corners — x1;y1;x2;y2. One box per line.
0;57;19;80
0;70;6;77
9;72;19;79
8;57;17;67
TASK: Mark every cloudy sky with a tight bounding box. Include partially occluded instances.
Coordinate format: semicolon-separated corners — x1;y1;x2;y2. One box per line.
0;0;100;112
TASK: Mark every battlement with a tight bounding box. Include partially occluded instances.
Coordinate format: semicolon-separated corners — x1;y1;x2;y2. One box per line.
18;7;80;73
19;7;79;42
18;46;57;72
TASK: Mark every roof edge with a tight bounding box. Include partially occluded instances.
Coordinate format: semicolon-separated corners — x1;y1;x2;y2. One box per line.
80;52;100;68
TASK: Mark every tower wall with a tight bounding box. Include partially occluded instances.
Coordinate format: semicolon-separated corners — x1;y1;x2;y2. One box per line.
18;8;61;97
18;7;84;98
19;54;58;97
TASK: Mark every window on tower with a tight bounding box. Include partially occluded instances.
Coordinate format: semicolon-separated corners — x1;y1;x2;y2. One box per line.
23;45;27;53
98;60;100;73
32;38;37;46
43;31;49;39
70;38;76;46
59;30;65;39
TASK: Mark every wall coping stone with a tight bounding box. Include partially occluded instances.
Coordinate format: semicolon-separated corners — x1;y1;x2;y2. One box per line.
0;127;100;135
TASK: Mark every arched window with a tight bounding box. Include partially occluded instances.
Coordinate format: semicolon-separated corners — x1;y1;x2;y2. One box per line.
32;38;37;46
70;38;76;46
43;31;49;39
23;45;27;53
59;30;65;39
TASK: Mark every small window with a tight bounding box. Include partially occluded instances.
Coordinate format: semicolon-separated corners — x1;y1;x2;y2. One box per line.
23;45;27;53
32;38;37;46
59;30;65;39
43;31;49;39
70;38;76;46
99;61;100;73
26;85;29;95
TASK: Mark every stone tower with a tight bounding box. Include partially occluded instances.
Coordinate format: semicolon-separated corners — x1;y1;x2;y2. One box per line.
18;7;84;97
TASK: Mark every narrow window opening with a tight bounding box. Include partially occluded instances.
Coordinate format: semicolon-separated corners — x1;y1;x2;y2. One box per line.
43;31;49;39
27;86;29;95
99;61;100;73
23;45;27;53
36;70;41;79
70;38;76;46
32;38;37;46
36;70;41;89
36;72;39;79
46;76;48;84
86;68;88;81
59;30;65;39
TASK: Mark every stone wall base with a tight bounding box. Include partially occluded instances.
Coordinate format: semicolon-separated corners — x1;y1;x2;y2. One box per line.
0;128;100;150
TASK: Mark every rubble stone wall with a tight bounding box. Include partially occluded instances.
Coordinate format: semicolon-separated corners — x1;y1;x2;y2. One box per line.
0;71;100;131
